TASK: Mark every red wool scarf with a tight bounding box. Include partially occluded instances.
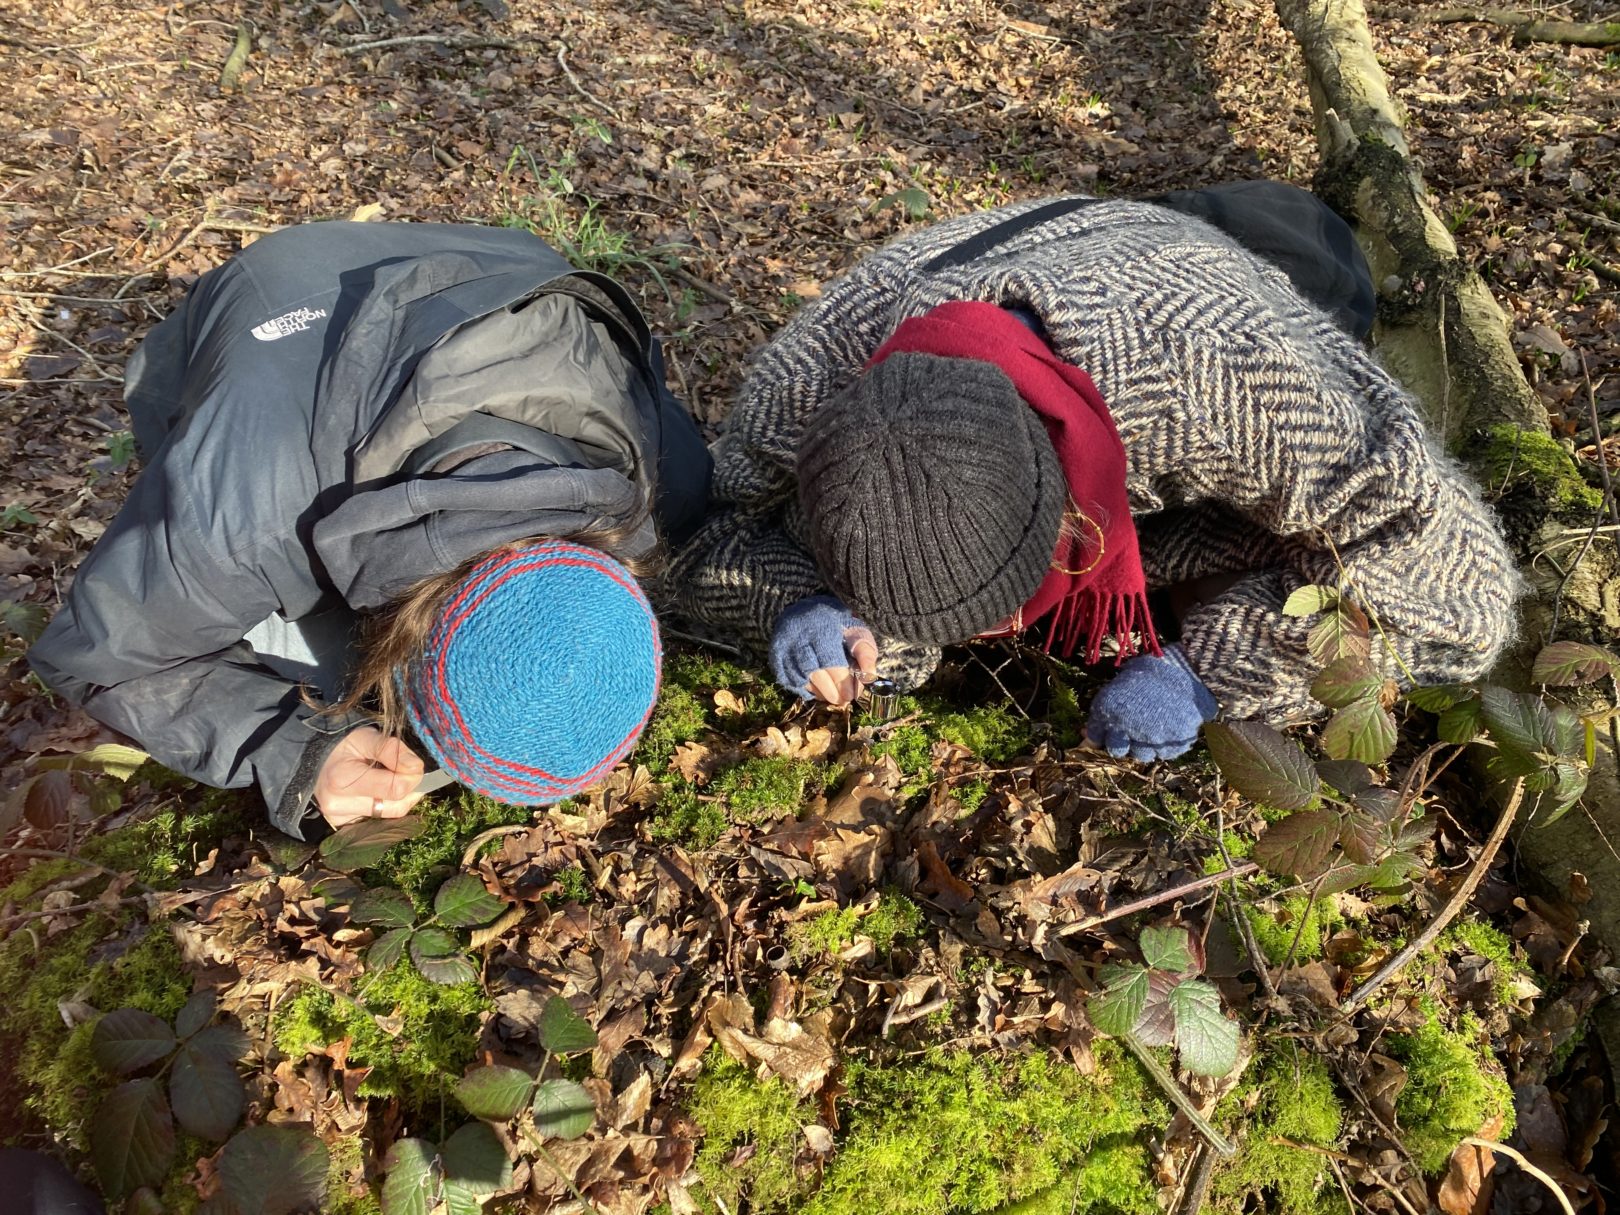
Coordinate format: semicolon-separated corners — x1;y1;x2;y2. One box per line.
867;300;1160;663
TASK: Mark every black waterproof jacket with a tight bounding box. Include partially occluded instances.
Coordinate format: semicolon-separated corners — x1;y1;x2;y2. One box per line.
29;222;711;837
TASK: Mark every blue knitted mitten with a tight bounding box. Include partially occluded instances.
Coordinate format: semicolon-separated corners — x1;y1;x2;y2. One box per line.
1084;644;1219;762
771;595;864;699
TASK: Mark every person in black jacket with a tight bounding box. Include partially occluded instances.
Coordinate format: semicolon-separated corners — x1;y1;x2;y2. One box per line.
29;222;712;839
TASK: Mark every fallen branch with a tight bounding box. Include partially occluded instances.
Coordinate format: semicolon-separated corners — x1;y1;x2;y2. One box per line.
555;42;620;119
1461;1138;1577;1215
1;895;145;931
337;33;519;54
1371;5;1620;46
0;245;116;281
218;22;252;91
1342;777;1524;1014
1056;862;1260;938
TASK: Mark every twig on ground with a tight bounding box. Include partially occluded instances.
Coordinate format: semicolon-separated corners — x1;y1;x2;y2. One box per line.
218;23;252;91
1461;1138;1576;1215
1174;1142;1216;1215
337;33;519;53
1056;862;1260;938
1;895;146;930
555;42;620;118
1372;5;1620;45
1570;209;1620;236
0;245;116;280
1122;1034;1236;1158
459;823;533;869
1342;777;1525;1014
668;265;735;306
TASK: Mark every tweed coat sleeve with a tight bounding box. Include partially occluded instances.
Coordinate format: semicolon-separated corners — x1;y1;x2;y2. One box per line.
664;232;948;689
1154;322;1519;722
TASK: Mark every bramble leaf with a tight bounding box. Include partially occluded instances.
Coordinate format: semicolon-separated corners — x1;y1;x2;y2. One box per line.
1282;584;1340;617
1316;759;1375;796
1321;698;1398;765
319;815;428;871
873;187;931;219
1310;656;1381;709
1307;603;1372;664
433;874;506;928
454;1064;534;1121
1437;697;1484;744
174;991;217;1039
367;927;414;973
410;929;479;986
1407;683;1475;713
1204;721;1321;811
1254;809;1339;879
537;995;598;1055
92;1008;177;1074
441;1121;513;1197
1090;964;1150;1037
90;1079;175;1199
1339;811;1382;866
1132;969;1181;1048
217;1125;330;1215
170;1040;245;1140
350;888;417;929
531;1078;597;1141
1532;640;1620;687
380;1137;438;1215
1169;979;1240;1077
1139;924;1197;974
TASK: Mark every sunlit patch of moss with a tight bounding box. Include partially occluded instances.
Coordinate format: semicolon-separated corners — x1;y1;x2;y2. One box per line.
1248;896;1341;965
324;1133;382;1215
1473;424;1604;514
1212;1049;1346;1215
1389;1004;1515;1172
1444;919;1539;1004
273;962;491;1113
370;789;533;905
932;701;1030;764
633;683;710;770
690;1043;1165;1215
648;779;730;849
1157;792;1205;830
791;892;924;961
1203;834;1254;874
660;650;786;733
872;706;933;798
0;914;190;1139
996;1141;1158;1214
0;857;79;904
548;864;593;905
1045;678;1085;750
80;795;256;887
711;756;823;821
955;779;990;815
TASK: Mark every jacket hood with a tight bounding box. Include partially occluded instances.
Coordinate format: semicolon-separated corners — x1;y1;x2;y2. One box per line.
311;450;654;610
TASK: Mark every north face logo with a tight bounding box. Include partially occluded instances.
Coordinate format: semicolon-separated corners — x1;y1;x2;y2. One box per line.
251;306;328;341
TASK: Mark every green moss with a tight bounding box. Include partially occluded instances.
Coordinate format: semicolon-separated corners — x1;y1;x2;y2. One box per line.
80;795;255;887
1046;679;1085;750
371;789;533;904
324;1133;382;1215
1213;1051;1346;1215
634;683;710;770
933;702;1030;764
656;650;786;737
1389;1006;1515;1172
550;865;592;904
872;711;934;798
711;756;822;821
863;891;924;954
648;779;730;849
1203;834;1254;873
996;1142;1158;1215
791;906;861;958
955;780;990;815
690;1043;1164;1215
1248;896;1341;965
272;962;491;1112
790;892;924;960
1473;424;1604;514
1444;919;1539;1004
0;857;79;904
0;914;191;1140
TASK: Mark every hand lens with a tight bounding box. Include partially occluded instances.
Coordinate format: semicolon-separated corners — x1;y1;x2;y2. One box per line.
863;677;899;723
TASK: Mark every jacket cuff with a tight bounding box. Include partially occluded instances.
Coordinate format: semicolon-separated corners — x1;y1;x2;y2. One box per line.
266;710;369;840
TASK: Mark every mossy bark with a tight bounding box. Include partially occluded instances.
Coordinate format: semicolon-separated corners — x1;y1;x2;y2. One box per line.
1274;0;1620;973
1274;0;1545;449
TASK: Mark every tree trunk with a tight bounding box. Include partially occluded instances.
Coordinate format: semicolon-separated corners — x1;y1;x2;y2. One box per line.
1275;0;1620;961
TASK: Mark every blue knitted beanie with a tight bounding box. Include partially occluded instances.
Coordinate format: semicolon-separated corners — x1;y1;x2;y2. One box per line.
398;541;662;804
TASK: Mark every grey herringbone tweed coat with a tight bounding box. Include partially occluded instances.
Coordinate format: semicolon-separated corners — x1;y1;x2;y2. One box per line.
668;196;1519;721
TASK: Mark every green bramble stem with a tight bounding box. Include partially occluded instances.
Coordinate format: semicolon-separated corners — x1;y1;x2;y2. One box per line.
1121;1034;1236;1159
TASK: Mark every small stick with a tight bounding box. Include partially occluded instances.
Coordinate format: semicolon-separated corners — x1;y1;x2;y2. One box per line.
1056;862;1259;937
1122;1034;1236;1158
1;895;145;929
1175;1142;1216;1215
555;42;620;118
1342;778;1524;1014
1460;1138;1575;1215
0;245;116;280
338;33;518;53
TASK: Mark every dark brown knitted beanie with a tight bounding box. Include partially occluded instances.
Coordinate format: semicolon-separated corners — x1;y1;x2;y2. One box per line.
797;350;1066;644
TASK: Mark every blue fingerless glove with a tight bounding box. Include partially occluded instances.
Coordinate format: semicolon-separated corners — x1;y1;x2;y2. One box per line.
770;595;864;699
1084;644;1219;762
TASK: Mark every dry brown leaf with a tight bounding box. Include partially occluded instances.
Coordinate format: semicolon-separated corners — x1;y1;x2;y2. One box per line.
705;992;836;1096
1437;1113;1504;1215
713;689;746;717
672;741;719;785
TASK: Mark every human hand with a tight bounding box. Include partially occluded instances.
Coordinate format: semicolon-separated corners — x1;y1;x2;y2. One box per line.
1084;644;1219;762
315;726;427;829
769;595;880;705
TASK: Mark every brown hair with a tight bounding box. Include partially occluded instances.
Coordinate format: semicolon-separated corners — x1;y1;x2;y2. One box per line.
326;515;659;741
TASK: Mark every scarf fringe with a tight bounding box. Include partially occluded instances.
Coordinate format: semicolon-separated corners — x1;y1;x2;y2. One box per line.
1040;589;1162;664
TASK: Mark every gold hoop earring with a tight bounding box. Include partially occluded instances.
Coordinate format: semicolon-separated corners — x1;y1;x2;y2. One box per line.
1050;505;1105;577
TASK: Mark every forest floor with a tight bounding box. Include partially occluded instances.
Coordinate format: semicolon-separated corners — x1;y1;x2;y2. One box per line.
1;0;1619;1213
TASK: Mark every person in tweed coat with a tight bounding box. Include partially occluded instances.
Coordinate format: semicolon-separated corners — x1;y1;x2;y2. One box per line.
667;186;1518;760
